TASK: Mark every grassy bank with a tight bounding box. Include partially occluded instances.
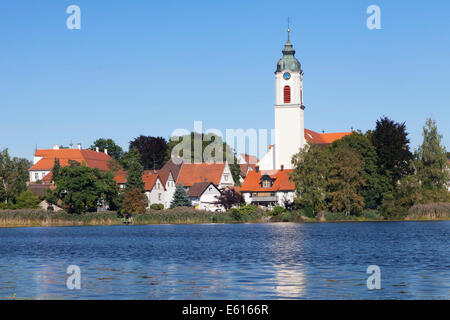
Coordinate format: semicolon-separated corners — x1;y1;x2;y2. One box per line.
0;203;448;228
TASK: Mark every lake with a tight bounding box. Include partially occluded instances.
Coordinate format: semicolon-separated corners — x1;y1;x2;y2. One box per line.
0;221;448;299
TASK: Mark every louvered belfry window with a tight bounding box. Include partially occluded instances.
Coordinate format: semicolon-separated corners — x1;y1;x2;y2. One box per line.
284;86;291;103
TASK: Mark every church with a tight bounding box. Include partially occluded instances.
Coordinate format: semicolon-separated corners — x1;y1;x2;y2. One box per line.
241;28;352;207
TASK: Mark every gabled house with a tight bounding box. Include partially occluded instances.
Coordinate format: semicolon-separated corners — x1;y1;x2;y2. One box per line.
142;174;165;208
187;181;223;212
240;166;295;208
144;169;176;209
176;162;234;190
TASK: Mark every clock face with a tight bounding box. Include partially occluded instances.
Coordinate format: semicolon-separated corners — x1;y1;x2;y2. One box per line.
283;72;291;80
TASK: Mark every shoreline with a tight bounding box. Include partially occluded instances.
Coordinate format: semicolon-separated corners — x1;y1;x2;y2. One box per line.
0;210;448;229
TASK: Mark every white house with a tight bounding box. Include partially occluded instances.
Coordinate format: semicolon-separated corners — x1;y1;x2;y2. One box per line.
144;169;176;209
240;166;295;208
187;182;223;212
143;174;165;208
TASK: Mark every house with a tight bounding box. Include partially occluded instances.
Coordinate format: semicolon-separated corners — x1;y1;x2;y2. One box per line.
142;173;165;208
29;144;115;183
144;169;176;209
240;166;295;208
187;181;223;212
176;162;234;190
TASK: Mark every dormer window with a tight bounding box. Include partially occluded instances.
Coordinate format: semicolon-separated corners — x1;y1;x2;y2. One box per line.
261;174;273;188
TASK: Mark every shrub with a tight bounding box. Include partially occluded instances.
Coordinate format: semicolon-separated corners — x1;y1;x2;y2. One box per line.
150;203;164;210
360;209;381;220
406;202;450;220
229;208;242;221
13;189;41;209
300;206;315;218
238;204;258;215
272;206;287;216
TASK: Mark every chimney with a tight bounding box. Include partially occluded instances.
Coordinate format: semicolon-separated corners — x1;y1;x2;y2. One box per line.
104;148;108;155
53;144;60;150
77;143;81;150
96;147;99;152
255;166;259;173
280;165;284;171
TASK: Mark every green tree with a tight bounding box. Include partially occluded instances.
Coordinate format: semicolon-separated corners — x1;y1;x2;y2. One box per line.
414;118;449;190
327;147;366;215
14;189;41;209
124;147;145;192
167;132;241;184
0;149;31;204
52;158;61;182
170;183;192;208
371;117;414;187
52;161;119;213
90;138;124;161
330;131;388;209
291;144;330;215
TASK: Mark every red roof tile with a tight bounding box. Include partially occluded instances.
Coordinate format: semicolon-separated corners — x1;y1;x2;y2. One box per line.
304;129;352;145
240;169;295;192
142;174;163;191
143;169;171;186
30;149;115;171
176;163;226;187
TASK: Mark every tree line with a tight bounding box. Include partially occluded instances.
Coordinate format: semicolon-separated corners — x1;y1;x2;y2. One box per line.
291;117;450;217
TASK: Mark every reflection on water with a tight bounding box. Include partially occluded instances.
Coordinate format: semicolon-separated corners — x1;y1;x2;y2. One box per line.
0;221;448;299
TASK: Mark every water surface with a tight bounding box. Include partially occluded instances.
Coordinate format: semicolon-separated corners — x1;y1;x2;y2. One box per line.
0;221;448;299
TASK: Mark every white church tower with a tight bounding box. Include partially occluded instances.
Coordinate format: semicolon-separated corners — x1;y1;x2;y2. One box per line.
273;27;305;170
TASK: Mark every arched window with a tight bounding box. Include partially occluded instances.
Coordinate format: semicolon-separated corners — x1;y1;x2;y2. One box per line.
284;86;291;103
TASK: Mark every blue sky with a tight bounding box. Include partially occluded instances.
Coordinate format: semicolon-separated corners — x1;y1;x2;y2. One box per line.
1;0;449;160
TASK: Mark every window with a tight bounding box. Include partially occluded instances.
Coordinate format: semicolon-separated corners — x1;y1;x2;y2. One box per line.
224;173;229;181
262;180;271;188
284;86;291;103
158;193;161;201
35;173;39;180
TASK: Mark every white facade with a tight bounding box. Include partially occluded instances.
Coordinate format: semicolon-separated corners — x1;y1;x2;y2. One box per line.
190;184;223;212
242;190;295;208
29;170;50;183
218;163;235;188
163;172;176;209
146;177;165;208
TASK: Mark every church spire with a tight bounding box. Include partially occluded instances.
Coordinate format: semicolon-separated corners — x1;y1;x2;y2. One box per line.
287;17;291;43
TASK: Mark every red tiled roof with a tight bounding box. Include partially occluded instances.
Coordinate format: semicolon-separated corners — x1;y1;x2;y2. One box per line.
143;169;171;186
176;162;226;187
304;129;352;145
161;158;183;180
142;174;163;191
113;171;128;184
240;169;295;192
41;172;53;183
29;149;114;171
